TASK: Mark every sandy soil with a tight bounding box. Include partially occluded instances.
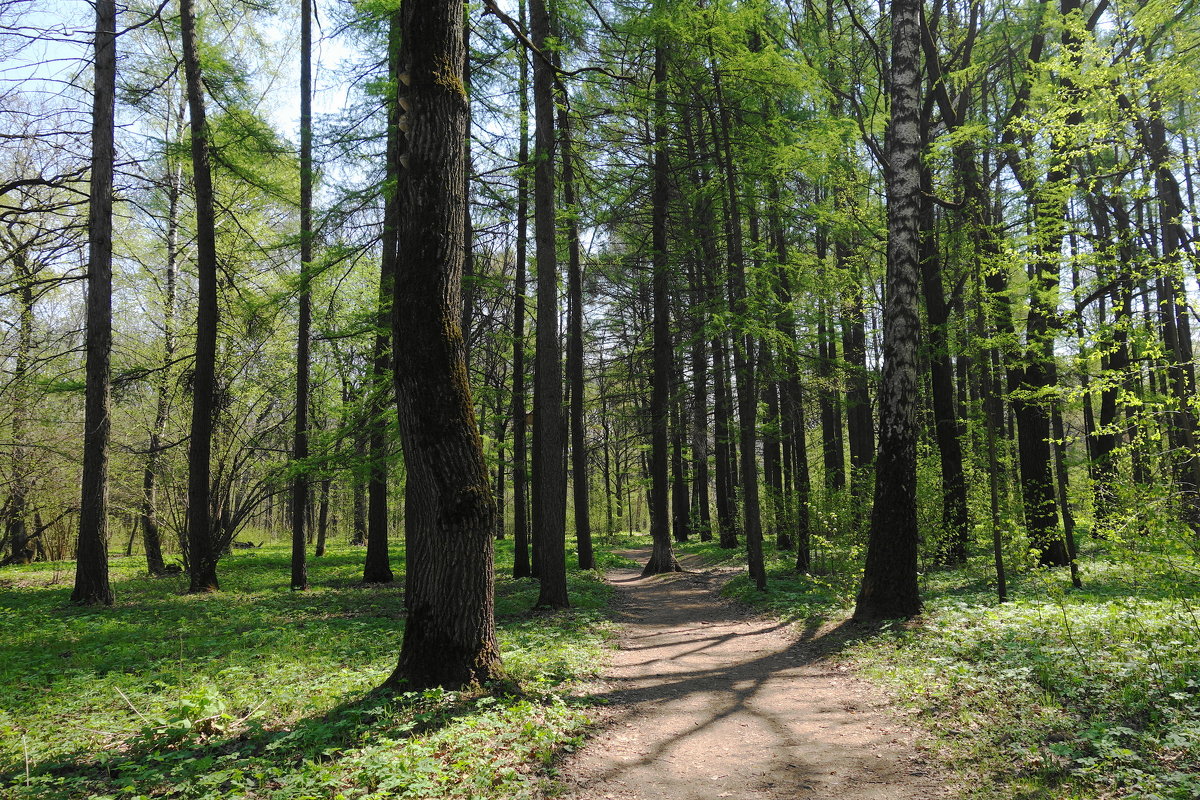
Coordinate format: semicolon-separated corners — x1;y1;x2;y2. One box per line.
556;550;955;800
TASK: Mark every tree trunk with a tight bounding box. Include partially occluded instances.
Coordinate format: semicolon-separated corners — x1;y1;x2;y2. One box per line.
386;0;502;688
917;166;968;565
710;61;764;590
142;132;181;577
558;92;594;572
364;9;403;585
854;0;923;621
510;0;531;578
5;249;35;566
315;478;330;558
290;0;314;591
73;0;117;606
645;40;682;577
181;0;221;593
529;0;568;607
671;344;691;543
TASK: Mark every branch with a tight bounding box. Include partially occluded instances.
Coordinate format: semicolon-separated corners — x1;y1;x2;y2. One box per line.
479;0;633;88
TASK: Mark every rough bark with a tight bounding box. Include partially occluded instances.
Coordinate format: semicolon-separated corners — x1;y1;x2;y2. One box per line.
73;0;117;606
181;0;222;593
529;0;568;606
854;0;923;621
5;249;34;566
386;0;502;688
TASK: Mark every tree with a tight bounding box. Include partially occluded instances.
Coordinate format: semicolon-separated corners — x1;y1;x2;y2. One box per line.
362;8;402;587
853;0;922;622
529;0;568;608
509;0;532;579
290;0;314;591
385;0;503;689
72;0;117;606
181;0;222;593
644;27;680;577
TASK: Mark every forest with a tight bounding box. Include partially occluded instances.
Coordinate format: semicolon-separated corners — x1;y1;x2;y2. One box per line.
2;0;1200;797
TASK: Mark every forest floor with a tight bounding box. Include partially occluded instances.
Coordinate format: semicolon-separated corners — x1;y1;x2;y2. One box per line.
557;548;955;800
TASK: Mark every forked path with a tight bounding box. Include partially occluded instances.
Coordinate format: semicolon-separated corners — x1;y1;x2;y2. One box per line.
557;550;954;800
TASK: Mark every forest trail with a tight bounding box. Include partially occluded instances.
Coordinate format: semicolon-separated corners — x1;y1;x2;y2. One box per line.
556;549;955;800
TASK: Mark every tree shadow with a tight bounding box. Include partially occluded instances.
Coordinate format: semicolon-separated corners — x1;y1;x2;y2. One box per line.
556;552;955;799
5;680;513;794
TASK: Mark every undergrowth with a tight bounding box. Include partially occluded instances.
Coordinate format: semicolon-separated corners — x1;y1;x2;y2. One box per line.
0;540;616;799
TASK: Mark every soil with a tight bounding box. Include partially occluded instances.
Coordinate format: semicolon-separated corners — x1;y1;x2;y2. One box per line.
556;549;955;800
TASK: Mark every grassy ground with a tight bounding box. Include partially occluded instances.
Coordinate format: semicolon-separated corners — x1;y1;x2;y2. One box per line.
0;540;621;800
676;533;1200;800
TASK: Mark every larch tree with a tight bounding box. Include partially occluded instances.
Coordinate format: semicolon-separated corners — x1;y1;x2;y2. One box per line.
72;0;117;606
181;0;222;593
529;0;568;608
290;0;314;591
644;22;681;577
384;0;503;689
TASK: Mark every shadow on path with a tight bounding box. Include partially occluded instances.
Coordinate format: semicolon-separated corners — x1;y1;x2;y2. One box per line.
557;549;956;800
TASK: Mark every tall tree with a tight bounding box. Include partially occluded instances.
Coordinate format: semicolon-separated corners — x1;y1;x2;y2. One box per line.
72;0;117;606
141;98;184;577
853;0;922;621
510;0;532;579
290;0;314;591
644;31;681;576
181;0;222;593
363;8;403;586
529;0;568;608
385;0;503;689
558;90;594;572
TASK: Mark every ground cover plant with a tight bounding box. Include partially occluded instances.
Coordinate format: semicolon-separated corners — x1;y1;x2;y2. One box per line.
0;541;616;799
687;533;1200;800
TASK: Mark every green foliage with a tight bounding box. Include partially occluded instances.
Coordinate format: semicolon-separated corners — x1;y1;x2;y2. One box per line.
0;543;615;799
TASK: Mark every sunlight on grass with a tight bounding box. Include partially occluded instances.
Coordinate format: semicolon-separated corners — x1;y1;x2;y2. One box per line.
0;541;616;799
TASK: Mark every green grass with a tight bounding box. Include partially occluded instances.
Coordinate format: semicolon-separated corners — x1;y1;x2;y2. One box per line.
0;540;617;799
698;535;1200;799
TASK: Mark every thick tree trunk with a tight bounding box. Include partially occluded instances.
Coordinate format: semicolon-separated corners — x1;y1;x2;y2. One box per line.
73;0;118;606
386;0;502;688
181;0;221;593
529;0;568;606
854;0;923;621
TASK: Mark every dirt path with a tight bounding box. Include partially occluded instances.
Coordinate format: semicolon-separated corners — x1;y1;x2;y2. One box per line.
557;550;953;800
